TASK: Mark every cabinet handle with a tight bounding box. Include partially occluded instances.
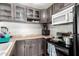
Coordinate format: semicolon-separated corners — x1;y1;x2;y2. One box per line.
29;46;32;48
24;45;25;48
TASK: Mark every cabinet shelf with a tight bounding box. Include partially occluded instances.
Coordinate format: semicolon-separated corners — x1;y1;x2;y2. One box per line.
35;11;40;18
0;9;11;12
0;3;12;21
0;15;11;17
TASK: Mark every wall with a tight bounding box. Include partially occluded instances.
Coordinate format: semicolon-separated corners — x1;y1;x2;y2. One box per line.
0;22;42;35
50;23;73;37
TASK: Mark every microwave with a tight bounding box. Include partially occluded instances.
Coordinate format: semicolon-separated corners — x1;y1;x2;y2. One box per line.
52;6;74;25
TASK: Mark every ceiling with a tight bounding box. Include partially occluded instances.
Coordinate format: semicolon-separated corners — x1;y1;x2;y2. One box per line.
21;3;53;9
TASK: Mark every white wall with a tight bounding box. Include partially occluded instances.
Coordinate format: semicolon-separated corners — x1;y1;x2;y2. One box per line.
0;22;42;35
49;23;73;37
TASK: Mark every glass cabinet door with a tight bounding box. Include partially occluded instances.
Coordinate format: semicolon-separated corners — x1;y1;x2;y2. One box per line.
0;3;12;21
15;5;25;22
35;10;40;19
27;9;33;18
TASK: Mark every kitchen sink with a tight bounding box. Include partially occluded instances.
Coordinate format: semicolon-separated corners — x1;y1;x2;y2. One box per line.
0;42;12;56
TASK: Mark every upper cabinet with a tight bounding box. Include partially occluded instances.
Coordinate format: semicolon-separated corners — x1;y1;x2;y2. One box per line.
0;3;41;23
14;4;26;22
34;10;40;19
26;8;40;23
53;3;64;14
47;5;53;24
40;9;48;23
52;3;74;14
27;8;33;19
0;3;12;21
40;4;53;24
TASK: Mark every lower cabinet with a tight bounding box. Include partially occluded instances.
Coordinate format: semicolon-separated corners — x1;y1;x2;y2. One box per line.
37;39;43;55
15;40;25;56
15;39;43;56
25;39;43;56
25;39;32;56
25;44;30;56
31;44;38;56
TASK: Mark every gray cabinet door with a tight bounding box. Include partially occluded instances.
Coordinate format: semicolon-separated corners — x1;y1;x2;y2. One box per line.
40;9;48;23
47;5;53;24
31;39;38;56
25;39;43;56
25;40;32;56
31;43;38;56
16;41;25;56
31;39;43;56
25;44;30;56
37;39;43;56
53;3;74;14
53;3;64;14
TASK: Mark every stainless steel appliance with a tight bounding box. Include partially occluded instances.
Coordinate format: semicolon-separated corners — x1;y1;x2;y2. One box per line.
56;32;72;48
73;3;79;55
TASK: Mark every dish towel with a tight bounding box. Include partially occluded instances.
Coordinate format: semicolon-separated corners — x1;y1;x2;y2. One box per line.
48;43;57;56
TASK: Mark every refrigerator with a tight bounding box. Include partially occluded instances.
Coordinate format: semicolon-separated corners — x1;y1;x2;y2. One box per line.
73;3;79;56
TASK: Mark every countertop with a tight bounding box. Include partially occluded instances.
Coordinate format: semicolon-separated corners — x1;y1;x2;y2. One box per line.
0;35;53;56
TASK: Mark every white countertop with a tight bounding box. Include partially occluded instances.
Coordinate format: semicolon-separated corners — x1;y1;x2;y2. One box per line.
0;42;13;56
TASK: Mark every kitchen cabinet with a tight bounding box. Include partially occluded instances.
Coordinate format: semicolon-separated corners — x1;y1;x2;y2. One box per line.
26;8;40;23
25;44;30;56
0;3;41;23
47;5;53;24
53;3;64;14
14;3;26;22
52;3;74;14
16;39;43;56
25;39;43;56
40;9;48;23
0;3;12;21
15;40;25;56
31;39;38;56
25;39;32;56
27;8;40;19
31;39;43;56
27;8;33;19
31;43;38;56
34;10;40;19
38;39;43;55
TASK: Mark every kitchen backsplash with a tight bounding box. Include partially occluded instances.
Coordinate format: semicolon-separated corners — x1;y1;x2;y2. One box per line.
0;22;42;35
49;23;73;37
0;22;73;36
